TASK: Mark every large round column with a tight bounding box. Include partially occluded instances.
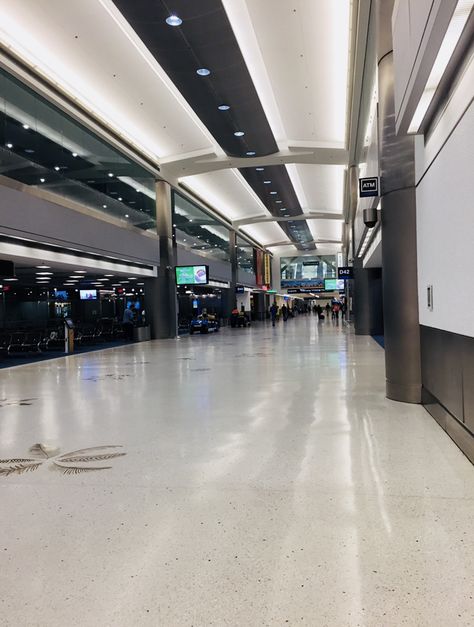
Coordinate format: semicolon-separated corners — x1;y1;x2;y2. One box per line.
377;0;421;402
145;181;177;339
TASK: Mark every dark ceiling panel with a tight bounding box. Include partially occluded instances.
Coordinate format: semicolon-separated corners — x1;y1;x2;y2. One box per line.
240;165;315;250
113;0;278;158
112;0;315;249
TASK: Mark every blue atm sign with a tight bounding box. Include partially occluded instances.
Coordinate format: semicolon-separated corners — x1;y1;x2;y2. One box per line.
359;177;379;198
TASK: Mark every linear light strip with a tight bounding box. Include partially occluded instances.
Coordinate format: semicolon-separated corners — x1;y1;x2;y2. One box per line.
408;0;474;133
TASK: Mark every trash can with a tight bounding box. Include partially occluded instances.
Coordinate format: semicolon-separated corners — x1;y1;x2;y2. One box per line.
133;325;151;342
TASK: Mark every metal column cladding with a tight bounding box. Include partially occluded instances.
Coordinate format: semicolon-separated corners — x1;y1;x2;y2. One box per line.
111;0;314;250
376;0;421;403
146;181;177;339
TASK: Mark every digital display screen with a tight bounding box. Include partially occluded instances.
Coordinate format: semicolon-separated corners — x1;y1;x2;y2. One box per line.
175;265;209;286
324;279;345;291
126;300;141;310
54;290;68;301
80;289;97;300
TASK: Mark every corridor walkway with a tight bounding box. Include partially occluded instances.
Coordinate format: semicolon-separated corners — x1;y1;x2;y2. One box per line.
0;318;473;626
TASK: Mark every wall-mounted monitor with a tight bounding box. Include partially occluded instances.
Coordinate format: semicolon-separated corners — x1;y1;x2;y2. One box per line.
175;265;209;286
80;289;97;300
324;279;345;291
54;290;68;301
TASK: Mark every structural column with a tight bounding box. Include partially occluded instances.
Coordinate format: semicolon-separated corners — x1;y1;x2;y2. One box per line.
145;181;177;339
377;0;421;402
227;230;238;316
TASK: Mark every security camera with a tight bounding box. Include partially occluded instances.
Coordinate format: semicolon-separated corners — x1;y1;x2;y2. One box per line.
363;207;378;228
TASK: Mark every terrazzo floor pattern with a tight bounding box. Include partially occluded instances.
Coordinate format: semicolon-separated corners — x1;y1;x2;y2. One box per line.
0;317;473;626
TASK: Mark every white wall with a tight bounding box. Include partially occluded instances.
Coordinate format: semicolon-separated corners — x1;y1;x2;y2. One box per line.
416;98;474;337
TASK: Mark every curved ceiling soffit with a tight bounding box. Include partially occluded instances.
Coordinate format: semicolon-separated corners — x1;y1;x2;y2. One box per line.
112;0;315;250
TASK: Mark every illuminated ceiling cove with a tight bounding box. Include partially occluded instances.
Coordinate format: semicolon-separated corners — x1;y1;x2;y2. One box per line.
0;0;353;253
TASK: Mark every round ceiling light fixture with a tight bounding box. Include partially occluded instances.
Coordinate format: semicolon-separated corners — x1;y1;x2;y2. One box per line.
196;68;211;76
263;180;271;184
270;191;278;195
218;104;230;111
256;167;264;171
166;15;182;26
6;143;13;149
246;151;256;156
234;131;245;137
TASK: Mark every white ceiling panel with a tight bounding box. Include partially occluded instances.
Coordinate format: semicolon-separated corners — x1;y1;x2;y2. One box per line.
226;0;351;147
181;169;269;222
241;222;290;247
306;219;343;241
0;0;216;159
290;165;346;213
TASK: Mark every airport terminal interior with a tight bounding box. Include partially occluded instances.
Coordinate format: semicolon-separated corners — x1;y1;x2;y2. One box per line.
0;1;473;625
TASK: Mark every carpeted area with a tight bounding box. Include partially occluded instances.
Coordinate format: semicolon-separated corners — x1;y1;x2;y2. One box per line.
0;340;131;369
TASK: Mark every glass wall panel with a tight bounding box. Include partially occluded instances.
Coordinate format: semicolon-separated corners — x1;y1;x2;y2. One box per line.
173;192;230;263
236;236;256;277
0;68;156;230
280;255;337;288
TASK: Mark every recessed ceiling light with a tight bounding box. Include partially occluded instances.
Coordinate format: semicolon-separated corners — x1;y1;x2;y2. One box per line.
263;180;271;184
256;167;264;171
118;197;123;201
22;124;29;129
40;178;46;183
36;272;53;275
218;104;230;111
24;148;35;154
72;152;78;157
74;270;87;274
103;204;107;208
127;277;136;280
54;166;60;171
285;214;290;217
36;265;50;269
196;68;211;76
6;143;13;149
125;214;129;218
246;151;256;156
108;172;114;177
270;191;277;195
4;278;18;281
276;200;282;203
234;131;245;137
104;274;114;277
166;15;182;26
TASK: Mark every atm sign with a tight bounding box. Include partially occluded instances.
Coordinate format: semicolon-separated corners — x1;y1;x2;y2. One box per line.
359;177;379;198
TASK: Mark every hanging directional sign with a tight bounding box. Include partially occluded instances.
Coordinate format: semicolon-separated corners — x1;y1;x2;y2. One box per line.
338;266;354;280
359;177;379;198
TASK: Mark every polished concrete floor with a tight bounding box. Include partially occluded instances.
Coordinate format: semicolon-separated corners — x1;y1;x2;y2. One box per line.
1;317;473;626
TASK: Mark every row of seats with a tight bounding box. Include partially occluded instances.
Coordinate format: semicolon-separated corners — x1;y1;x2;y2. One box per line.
0;320;127;357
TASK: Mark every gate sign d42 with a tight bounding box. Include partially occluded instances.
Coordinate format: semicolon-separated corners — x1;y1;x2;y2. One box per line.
338;266;353;280
359;177;379;198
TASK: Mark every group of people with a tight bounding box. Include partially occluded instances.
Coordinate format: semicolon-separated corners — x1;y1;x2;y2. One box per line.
269;299;347;327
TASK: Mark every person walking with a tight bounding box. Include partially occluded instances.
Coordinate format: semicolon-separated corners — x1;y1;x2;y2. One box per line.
270;302;278;327
122;303;135;340
281;303;288;322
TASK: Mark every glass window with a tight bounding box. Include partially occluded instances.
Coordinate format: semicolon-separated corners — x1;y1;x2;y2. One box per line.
173;192;230;262
236;236;255;276
0;68;157;230
280;255;337;287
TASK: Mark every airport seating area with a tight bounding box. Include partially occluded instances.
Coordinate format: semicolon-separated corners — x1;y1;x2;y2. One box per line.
0;318;127;359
